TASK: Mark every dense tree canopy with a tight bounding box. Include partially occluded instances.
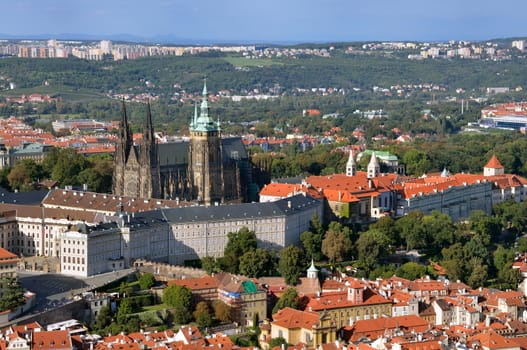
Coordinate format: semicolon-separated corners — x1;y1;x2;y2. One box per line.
278;245;305;285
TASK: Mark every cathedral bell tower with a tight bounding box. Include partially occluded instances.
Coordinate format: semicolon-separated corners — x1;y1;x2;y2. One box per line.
188;81;223;205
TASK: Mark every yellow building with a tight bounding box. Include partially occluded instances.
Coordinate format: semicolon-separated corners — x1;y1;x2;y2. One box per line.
269;307;336;349
305;279;392;329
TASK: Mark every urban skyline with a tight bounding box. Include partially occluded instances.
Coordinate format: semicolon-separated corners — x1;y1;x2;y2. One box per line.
1;0;526;44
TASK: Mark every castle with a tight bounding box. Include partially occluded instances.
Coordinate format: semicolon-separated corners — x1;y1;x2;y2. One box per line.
113;82;251;204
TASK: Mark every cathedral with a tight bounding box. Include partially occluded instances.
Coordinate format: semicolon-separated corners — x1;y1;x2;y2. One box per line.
113;82;251;204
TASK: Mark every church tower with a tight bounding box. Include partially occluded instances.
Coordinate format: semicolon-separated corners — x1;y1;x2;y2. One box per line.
113;101;161;199
367;151;380;178
188;81;223;205
113;101;133;196
484;155;505;177
346;150;356;177
138;101;161;198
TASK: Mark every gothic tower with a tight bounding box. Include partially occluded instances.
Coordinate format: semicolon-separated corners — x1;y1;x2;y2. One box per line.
188;81;223;205
138;101;161;198
113;101;161;199
113;101;133;196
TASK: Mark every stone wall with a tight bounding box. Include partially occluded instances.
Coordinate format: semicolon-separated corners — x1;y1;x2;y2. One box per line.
133;259;205;281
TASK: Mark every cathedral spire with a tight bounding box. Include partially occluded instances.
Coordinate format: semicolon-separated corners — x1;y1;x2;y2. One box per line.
119;100;133;156
200;79;210;121
191;79;217;132
145;100;153;136
193;101;198;128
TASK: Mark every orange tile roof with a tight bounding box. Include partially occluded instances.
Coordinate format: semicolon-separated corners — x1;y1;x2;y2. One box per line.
32;330;71;350
306;288;390;312
168;276;219;291
485;155;504;169
345;315;430;342
0;247;19;263
259;183;304;197
468;330;521;350
272;307;320;329
486;290;525;308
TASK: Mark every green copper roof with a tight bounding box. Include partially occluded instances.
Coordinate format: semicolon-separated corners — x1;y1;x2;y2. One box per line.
190;80;220;132
242;280;257;293
357;149;398;162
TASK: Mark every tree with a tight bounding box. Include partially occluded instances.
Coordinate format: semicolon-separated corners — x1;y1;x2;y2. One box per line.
163;285;193;310
300;231;323;262
469;210;500;246
224;227;257;256
116;299;133;324
321;222;352;263
356;229;391;273
42;147;88;186
138;273;155;290
213;300;232;323
278;245;305;285
441;243;465;282
272;288;299;314
467;257;488;288
422;211;457;256
239;248;274;278
0;277;25;312
201;256;221;275
119;282;133;297
92;304;112;331
493;245;515;272
222;227;258;274
395;211;427;250
497;262;521;290
397;262;427;280
402;149;431;176
370;216;398;246
193;301;213;328
173;305;193;325
7;159;43;191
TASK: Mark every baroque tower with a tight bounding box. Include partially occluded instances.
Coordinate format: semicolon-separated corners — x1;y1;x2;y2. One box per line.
188;81;223;205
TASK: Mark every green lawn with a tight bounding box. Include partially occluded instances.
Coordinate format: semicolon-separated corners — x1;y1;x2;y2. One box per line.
1;86;107;102
140;303;169;312
223;56;282;67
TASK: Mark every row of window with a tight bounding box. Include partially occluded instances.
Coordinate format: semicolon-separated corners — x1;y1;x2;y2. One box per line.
63;265;85;272
63;256;85;265
64;248;85;254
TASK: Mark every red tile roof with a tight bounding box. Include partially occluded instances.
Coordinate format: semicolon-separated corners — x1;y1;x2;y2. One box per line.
168;276;219;291
485;155;504;169
345;315;430;342
272;307;320;329
32;330;72;350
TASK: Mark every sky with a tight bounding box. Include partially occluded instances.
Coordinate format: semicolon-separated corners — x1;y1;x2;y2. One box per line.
1;0;526;43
